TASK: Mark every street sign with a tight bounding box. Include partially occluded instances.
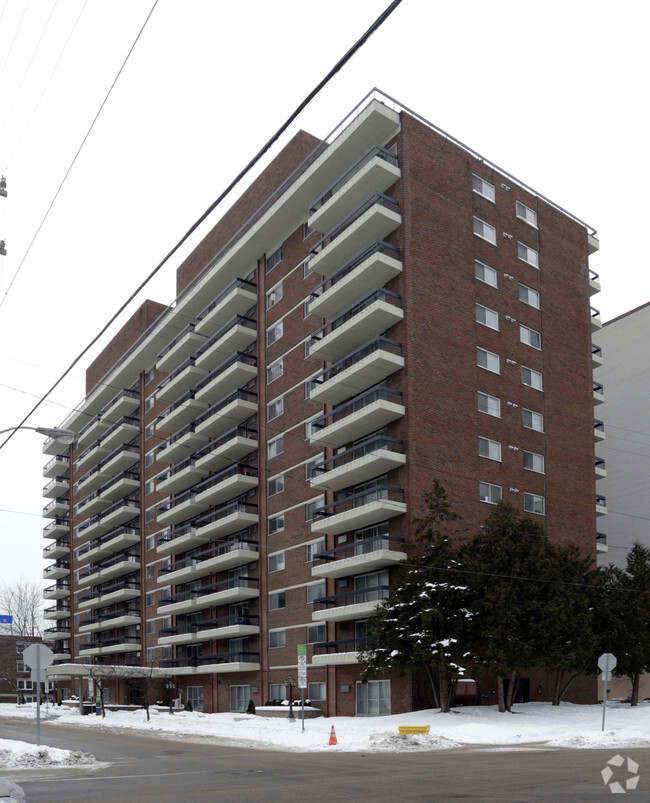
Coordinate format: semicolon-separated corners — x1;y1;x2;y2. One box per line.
297;644;307;689
598;653;617;672
23;643;54;670
0;614;13;624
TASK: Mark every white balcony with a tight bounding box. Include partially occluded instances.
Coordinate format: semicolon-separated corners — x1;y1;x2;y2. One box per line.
311;539;407;580
77;416;111;446
43;583;69;600
158;621;259;647
195;504;258;541
194;469;258;509
79;528;140;564
593;383;604;405
42;519;69;539
100;417;140;453
42;563;69;580
194;318;257;374
589;270;601;296
78;613;141;634
193;429;258;472
157;393;209;433
195;280;257;337
595;459;607;480
43;628;70;642
312;598;385;623
194;393;258;440
78;557;141;587
156;527;211;557
74;441;111;473
157;325;207;374
194;356;257;405
312;650;361;667
157;428;209;465
42;540;69;560
308;292;404;363
308;245;403;320
42;476;69;498
157;360;207;403
102;389;140;422
308;197;401;278
76;466;112;495
43;455;69;479
77;583;140;610
100;499;139;529
99;472;140;502
596;495;608;517
308;340;404;406
43;605;70;620
308;150;401;234
172;658;261;676
309;389;405;450
157;494;209;526
157;542;259;585
588;234;600;255
592;346;604;369
158;581;259;616
75;493;111;519
42;498;69;519
591;308;603;332
78;638;141;657
310;445;406;492
157;461;210;494
310;486;406;536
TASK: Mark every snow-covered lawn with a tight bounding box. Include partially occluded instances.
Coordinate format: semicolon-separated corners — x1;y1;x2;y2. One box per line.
1;700;650;768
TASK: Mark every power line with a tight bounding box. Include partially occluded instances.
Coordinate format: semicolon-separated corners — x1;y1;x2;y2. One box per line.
0;0;404;453
0;0;31;89
0;0;160;313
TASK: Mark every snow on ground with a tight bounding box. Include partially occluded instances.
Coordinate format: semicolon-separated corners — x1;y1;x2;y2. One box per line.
1;700;650;768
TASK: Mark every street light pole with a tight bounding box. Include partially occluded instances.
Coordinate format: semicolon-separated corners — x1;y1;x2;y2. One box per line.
287;676;296;722
0;426;76;444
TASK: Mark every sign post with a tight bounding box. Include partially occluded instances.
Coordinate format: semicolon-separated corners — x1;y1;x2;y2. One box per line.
297;644;307;732
598;652;617;732
0;614;13;625
23;643;54;746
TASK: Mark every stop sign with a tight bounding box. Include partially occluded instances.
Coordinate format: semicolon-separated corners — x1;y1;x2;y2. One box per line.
23;643;54;670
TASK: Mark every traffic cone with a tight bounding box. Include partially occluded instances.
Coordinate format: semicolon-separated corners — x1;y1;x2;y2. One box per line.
328;725;337;745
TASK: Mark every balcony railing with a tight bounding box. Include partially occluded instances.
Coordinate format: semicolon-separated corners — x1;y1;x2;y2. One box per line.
157;323;200;362
80;607;141;627
78;526;140;560
310;241;400;305
81;635;141;650
195;314;256;357
311;384;403;431
597;532;607;546
311;435;404;478
43;580;69;596
313;585;390;611
313;637;372;655
158;536;259;577
314;534;405;563
43;538;70;556
194;500;258;529
309;337;402;391
78;551;140;582
43;561;70;576
79;579;140;604
310;193;399;256
314;485;405;520
159;612;260;638
159;576;259;607
193;426;258;460
196;277;257;324
596;494;607;507
161;651;260;668
194;351;257;394
309;145;398;215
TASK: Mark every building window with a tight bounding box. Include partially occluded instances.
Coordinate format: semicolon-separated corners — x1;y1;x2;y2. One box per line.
303;222;314;240
266;246;282;273
520;324;541;349
269;629;286;648
268;475;284;497
186;686;204;712
518;242;539;268
305;497;325;522
473;216;497;245
356;679;391;716
516;201;538;228
145;591;156;607
518;283;540;309
478;391;500;418
267;321;283;346
524;492;545;515
144;367;155;384
306;581;326;603
522;408;544;432
145;395;155;412
145;449;155;467
479;436;502;461
268;435;284;459
472;174;495;202
308;682;326;701
307;623;325;643
266;282;283;309
229;685;250;713
145;423;155;440
476;303;499;330
269;591;286;610
267;359;283;384
479;482;502;504
474;259;497;288
145;479;155;495
268;513;285;535
306;540;325;563
305;458;320;481
477;347;500;374
145;504;157;524
523;451;545;473
521;366;543;390
268;552;285;573
267;397;284;422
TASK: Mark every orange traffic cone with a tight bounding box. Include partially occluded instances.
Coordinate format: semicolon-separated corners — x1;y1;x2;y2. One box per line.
328;726;337;745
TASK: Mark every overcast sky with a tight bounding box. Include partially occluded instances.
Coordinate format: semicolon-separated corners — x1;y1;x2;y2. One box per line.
0;0;647;593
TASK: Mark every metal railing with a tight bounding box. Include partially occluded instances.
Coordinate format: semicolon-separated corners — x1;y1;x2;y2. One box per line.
311;385;403;432
196;314;256;357
161;651;260;668
159;613;260;637
309;337;402;391
310;192;399;257
311;434;404;477
314;534;405;563
194;389;258;428
313;584;390;611
159;576;259;607
195;352;257;394
196;277;257;323
314;484;404;519
158;536;259;577
313;637;373;655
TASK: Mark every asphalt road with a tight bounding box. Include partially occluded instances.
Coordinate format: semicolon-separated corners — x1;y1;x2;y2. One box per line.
1;717;649;801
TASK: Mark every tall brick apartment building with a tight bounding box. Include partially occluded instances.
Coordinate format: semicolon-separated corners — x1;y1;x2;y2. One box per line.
42;92;602;715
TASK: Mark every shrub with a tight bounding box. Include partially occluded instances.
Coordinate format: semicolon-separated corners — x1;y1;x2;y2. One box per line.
246;699;256;715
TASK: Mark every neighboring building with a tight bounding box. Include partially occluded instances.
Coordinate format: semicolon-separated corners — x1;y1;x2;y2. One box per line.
42;91;601;715
0;635;43;704
595;302;650;568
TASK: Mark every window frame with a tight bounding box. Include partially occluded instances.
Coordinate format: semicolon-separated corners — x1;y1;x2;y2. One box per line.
476;302;499;331
472;174;496;202
523;450;545;474
522;407;544;432
267;320;284;346
521;366;543;391
478;391;501;418
479;481;502;504
477;347;500;374
518;283;540;309
268;513;285;535
473;216;497;245
266;282;283;309
516;200;538;228
266;246;283;273
269;591;286;610
479;436;502;462
267;435;284;459
518;242;539;268
268;552;285;573
520;324;542;350
474;259;498;288
267;358;284;384
524;492;546;515
267;396;284;422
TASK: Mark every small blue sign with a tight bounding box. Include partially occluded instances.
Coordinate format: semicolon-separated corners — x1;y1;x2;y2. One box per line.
0;615;13;624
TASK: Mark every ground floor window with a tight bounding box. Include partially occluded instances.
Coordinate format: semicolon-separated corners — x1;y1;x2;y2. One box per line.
308;682;326;701
186;685;204;712
356;680;391;716
230;684;250;712
269;683;287;702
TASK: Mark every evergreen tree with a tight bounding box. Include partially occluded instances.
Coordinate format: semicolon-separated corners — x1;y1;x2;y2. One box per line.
360;482;474;712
